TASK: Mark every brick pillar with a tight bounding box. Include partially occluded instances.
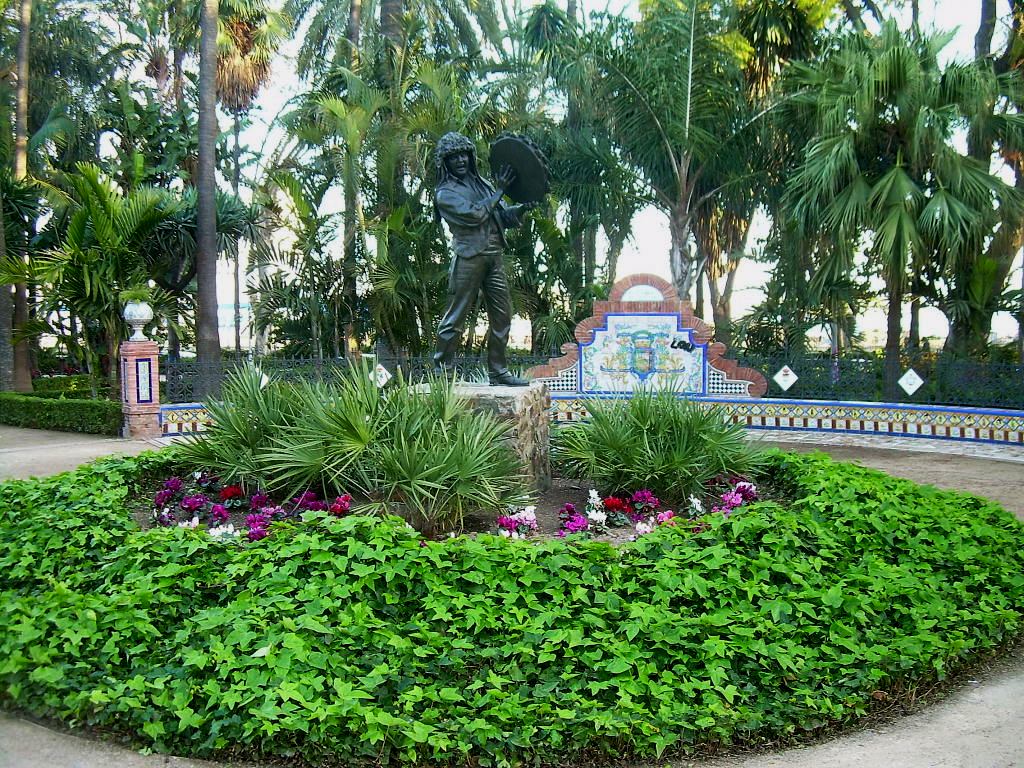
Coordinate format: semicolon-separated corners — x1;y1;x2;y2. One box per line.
120;340;161;440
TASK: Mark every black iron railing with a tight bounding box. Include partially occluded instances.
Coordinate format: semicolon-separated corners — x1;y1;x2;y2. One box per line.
161;351;1024;410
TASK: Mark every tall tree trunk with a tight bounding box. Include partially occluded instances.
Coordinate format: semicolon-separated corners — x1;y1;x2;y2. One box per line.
976;0;997;59
604;228;625;291
668;204;696;300
196;0;222;396
381;0;402;47
232;113;243;354
908;297;920;354
0;270;12;392
10;0;32;392
883;285;902;401
1017;256;1024;363
341;0;362;357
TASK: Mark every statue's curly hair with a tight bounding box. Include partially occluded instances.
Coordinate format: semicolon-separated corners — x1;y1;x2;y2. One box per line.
434;132;479;181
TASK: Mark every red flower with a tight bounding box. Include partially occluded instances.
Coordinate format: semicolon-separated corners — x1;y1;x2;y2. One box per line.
603;496;628;513
219;484;244;502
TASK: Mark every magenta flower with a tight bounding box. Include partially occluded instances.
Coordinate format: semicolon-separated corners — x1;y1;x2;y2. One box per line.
210;503;230;524
153;509;176;527
249;492;270;510
245;512;271;529
163;476;184;493
329;494;353;516
154;489;174;507
180;494;209;513
734;481;758;502
560;512;589;536
247;526;269;541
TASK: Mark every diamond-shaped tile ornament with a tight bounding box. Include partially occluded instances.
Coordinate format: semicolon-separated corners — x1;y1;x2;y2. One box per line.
372;364;393;388
898;368;923;395
773;365;799;392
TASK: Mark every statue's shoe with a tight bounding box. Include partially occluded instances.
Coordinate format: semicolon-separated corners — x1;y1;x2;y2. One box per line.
489;371;529;386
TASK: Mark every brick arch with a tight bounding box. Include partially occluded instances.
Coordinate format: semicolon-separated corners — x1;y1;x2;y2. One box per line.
608;273;678;302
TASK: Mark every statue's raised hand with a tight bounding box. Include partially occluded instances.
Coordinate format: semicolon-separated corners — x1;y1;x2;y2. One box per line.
494;165;517;191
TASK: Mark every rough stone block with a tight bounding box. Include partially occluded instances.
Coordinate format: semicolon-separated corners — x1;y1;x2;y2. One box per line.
447;382;551;492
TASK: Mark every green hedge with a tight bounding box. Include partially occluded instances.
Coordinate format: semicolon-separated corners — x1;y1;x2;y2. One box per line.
1;451;1023;765
31;375;96;394
0;393;123;435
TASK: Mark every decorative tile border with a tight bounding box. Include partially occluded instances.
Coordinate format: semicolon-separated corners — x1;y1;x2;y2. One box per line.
163;395;1024;447
550;396;1024;446
160;403;212;435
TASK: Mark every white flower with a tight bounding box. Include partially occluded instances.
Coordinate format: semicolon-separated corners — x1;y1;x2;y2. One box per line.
588;489;601;503
689;495;704;515
634;520;654;536
208;524;238;539
499;529;511;538
178;515;200;529
587;510;608;526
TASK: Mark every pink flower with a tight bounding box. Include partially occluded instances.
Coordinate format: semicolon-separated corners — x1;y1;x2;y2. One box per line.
656;509;676;525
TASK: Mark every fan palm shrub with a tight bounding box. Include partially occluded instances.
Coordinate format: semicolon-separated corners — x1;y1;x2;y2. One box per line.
175;364;298;487
178;363;529;535
555;389;765;504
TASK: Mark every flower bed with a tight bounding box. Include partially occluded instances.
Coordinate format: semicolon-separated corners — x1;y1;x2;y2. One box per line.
2;450;1024;766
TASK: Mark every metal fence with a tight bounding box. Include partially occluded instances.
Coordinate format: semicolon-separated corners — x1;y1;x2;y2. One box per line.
736;353;1024;409
162;351;1024;410
161;354;552;403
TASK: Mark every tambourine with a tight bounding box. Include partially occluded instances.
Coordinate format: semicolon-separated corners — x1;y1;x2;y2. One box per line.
489;133;550;204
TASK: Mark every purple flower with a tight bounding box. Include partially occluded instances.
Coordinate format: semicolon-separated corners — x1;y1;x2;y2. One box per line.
734;481;758;502
153;509;176;527
560;512;589;535
245;512;271;529
631;489;660;509
210;503;230;524
719;490;743;509
291;491;321;510
249;492;270;510
247;526;269;541
163;476;184;493
154;489;174;507
180;494;209;513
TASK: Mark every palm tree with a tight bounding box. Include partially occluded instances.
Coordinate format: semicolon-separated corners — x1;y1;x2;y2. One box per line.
195;0;221;396
8;0;31;391
579;0;752;300
31;165;172;390
785;22;1022;397
216;0;289;353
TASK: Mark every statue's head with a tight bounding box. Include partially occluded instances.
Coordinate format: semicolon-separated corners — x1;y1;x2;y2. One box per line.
435;132;479;183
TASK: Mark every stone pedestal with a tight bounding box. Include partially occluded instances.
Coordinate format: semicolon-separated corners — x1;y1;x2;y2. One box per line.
120;340;161;440
450;382;551;492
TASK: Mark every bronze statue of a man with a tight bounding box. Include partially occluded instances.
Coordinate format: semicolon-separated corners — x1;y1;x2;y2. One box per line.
431;132;534;386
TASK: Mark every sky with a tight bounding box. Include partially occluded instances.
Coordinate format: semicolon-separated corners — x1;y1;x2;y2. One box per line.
221;0;1024;348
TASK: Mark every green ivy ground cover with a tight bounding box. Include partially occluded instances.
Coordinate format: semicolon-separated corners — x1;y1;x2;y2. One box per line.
2;450;1024;767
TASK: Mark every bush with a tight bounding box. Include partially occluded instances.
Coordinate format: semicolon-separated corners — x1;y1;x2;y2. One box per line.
175;364;529;534
555;389;765;504
31;374;97;395
0;393;123;435
1;451;1023;765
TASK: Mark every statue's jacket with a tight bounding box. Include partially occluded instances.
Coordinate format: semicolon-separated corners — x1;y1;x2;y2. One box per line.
435;175;523;259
